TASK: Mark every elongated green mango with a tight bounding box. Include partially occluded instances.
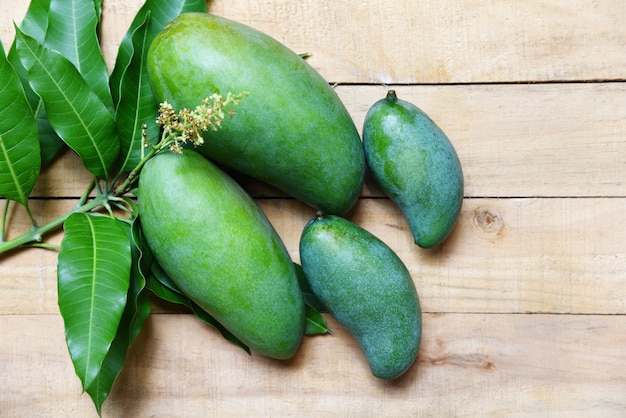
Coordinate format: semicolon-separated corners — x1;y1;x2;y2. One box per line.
138;149;304;359
363;90;464;248
147;12;365;215
299;213;421;380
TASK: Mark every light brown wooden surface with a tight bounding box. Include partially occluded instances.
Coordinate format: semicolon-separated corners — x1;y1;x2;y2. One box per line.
4;313;626;417
1;1;625;417
14;83;626;200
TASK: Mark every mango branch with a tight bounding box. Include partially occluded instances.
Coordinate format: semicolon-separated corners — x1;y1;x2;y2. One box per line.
0;93;245;256
113;92;247;196
0;193;109;255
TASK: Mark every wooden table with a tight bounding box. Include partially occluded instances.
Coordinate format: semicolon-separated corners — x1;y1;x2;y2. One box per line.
2;1;625;416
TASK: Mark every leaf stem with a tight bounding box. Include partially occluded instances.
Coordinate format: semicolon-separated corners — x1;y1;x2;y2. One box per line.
79;177;98;206
24;201;37;228
0;193;109;256
1;199;8;243
29;242;61;250
2;139;166;255
111;121;191;197
112;145;159;196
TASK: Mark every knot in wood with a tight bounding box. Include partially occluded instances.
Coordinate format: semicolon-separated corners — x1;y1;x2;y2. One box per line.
472;207;504;236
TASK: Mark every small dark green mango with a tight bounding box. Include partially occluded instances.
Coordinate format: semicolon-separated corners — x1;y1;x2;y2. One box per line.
299;213;421;380
138;149;304;359
147;12;365;215
362;90;464;248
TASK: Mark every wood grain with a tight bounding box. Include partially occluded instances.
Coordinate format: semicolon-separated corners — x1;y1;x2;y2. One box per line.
4;0;626;83
20;82;626;199
2;196;625;315
2;313;625;417
210;0;626;84
1;1;625;417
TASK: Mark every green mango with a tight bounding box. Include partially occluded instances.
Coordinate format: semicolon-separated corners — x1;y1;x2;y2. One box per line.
299;213;421;380
362;90;464;248
138;149;305;359
147;12;365;215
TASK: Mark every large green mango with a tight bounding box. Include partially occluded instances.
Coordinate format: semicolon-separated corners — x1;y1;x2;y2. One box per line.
363;90;464;248
299;213;422;380
138;149;305;359
147;12;365;215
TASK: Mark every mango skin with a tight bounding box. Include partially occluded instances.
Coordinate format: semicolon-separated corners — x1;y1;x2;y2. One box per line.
362;90;464;248
138;149;304;359
147;12;365;215
299;214;421;380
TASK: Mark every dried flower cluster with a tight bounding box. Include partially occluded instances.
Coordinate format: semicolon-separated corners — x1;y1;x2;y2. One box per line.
151;92;246;154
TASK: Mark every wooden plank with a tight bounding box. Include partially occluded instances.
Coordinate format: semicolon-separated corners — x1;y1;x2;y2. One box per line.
337;83;626;199
2;196;625;315
207;0;626;84
4;2;625;199
350;197;626;315
18;82;626;199
1;1;624;416
3;1;625;83
0;199;66;315
2;313;625;417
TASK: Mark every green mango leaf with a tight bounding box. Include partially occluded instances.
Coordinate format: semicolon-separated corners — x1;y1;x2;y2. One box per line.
35;107;66;165
93;0;103;24
147;257;186;298
85;275;149;416
57;213;132;391
110;0;206;172
8;0;65;166
305;304;331;335
7;44;40;113
129;214;154;289
127;218;153;344
113;12;158;172
293;263;330;335
16;0;50;42
109;0;206;105
15;27;120;179
44;0;112;111
123;267;151;348
146;262;250;354
85;219;151;415
7;0;50;109
146;266;189;304
84;325;126;416
0;41;41;206
294;263;327;312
